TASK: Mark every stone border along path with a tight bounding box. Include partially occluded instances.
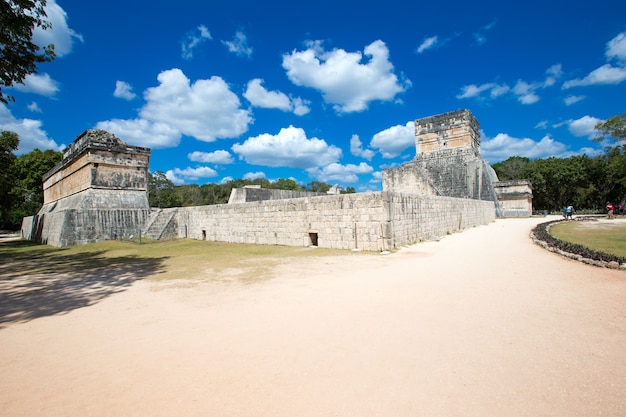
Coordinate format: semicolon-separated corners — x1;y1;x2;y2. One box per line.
530;216;626;270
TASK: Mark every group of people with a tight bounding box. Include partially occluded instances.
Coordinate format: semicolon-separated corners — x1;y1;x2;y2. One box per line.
561;202;624;220
562;205;575;220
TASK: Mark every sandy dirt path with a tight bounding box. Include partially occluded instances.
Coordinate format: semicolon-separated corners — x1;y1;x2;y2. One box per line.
1;217;625;417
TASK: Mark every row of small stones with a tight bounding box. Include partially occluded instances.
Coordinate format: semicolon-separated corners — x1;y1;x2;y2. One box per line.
530;229;626;270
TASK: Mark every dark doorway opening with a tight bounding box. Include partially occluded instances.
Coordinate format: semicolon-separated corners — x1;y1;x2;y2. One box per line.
201;230;206;240
309;232;318;246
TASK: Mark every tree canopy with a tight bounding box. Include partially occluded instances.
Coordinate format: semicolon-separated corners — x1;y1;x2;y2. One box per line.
594;113;626;144
0;0;56;104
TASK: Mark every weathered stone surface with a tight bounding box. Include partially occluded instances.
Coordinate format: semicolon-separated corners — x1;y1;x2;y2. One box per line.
26;130;151;247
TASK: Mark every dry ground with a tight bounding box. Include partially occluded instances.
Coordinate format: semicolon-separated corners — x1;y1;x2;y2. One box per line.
0;216;625;417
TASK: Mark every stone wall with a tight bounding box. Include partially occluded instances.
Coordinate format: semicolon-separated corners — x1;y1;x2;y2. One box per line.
228;187;326;204
382;148;499;202
153;192;494;251
415;109;480;154
23;189;150;247
494;180;533;217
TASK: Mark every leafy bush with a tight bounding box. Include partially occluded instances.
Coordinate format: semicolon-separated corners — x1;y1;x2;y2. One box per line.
532;219;626;264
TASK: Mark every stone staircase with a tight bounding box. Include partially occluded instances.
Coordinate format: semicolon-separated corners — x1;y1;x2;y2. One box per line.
142;209;176;240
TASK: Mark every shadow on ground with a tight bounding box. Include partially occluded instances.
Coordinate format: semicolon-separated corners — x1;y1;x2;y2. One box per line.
0;239;167;327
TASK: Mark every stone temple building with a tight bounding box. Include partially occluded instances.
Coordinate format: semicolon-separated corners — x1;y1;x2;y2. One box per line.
22;109;532;249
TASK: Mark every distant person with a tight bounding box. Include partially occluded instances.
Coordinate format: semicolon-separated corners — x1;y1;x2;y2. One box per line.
606;202;615;219
566;205;574;220
619;201;624;216
562;206;567;219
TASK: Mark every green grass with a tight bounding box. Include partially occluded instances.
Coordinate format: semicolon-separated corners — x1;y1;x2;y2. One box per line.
0;238;369;283
549;220;626;258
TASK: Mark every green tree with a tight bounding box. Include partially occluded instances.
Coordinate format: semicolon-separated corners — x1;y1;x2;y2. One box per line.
594;113;626;144
0;131;19;228
148;171;182;208
9;148;61;225
271;178;301;191
306;181;331;193
0;0;56;104
492;156;531;180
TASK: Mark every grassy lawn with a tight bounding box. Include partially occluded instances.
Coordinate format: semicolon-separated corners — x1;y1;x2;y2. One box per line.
549;220;626;258
0;238;369;283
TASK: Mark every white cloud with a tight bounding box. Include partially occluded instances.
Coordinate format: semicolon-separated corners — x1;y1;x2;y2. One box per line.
291;97;311;116
606;32;626;62
113;81;136;100
243;78;310;115
219;176;233;184
27;102;42;113
369;121;415;158
307;162;373;183
222;30;252;58
562;64;626;88
568;115;601;138
140;69;251;142
232;125;342;169
165;166;218;185
12;73;59;97
181;25;212;59
282;40;409;113
188;150;234;164
416;36;438;54
95;118;181;148
243;171;266;180
350;134;375;160
456;82;509;99
481;132;569;163
459;64;560;104
32;0;83;57
563;32;626;89
371;171;383;182
99;69;252;148
564;95;585;106
0;105;64;154
513;80;540;104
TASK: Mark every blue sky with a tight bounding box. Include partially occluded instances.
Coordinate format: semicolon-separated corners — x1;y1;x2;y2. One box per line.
2;0;626;190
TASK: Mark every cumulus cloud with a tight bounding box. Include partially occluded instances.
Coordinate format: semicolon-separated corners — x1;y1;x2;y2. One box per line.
350;134;375;160
0;105;64;154
243;171;266;180
96;118;181;148
181;25;212;59
606;32;626;62
282;40;409;113
562;64;626;88
369;121;415;158
563;32;626;89
243;78;310;115
568;115;601;138
222;30;252;58
416;36;438;54
232;125;342;169
11;73;60;97
188;150;234;164
481;132;569;163
114;81;136;100
98;68;252;148
33;0;83;57
27;102;42;113
165;166;218;185
307;162;373;183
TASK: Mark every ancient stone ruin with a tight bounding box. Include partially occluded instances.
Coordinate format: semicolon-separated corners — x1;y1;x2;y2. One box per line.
22;109;532;249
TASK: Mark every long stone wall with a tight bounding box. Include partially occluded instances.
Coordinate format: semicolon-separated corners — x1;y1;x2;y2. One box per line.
155;192;495;251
